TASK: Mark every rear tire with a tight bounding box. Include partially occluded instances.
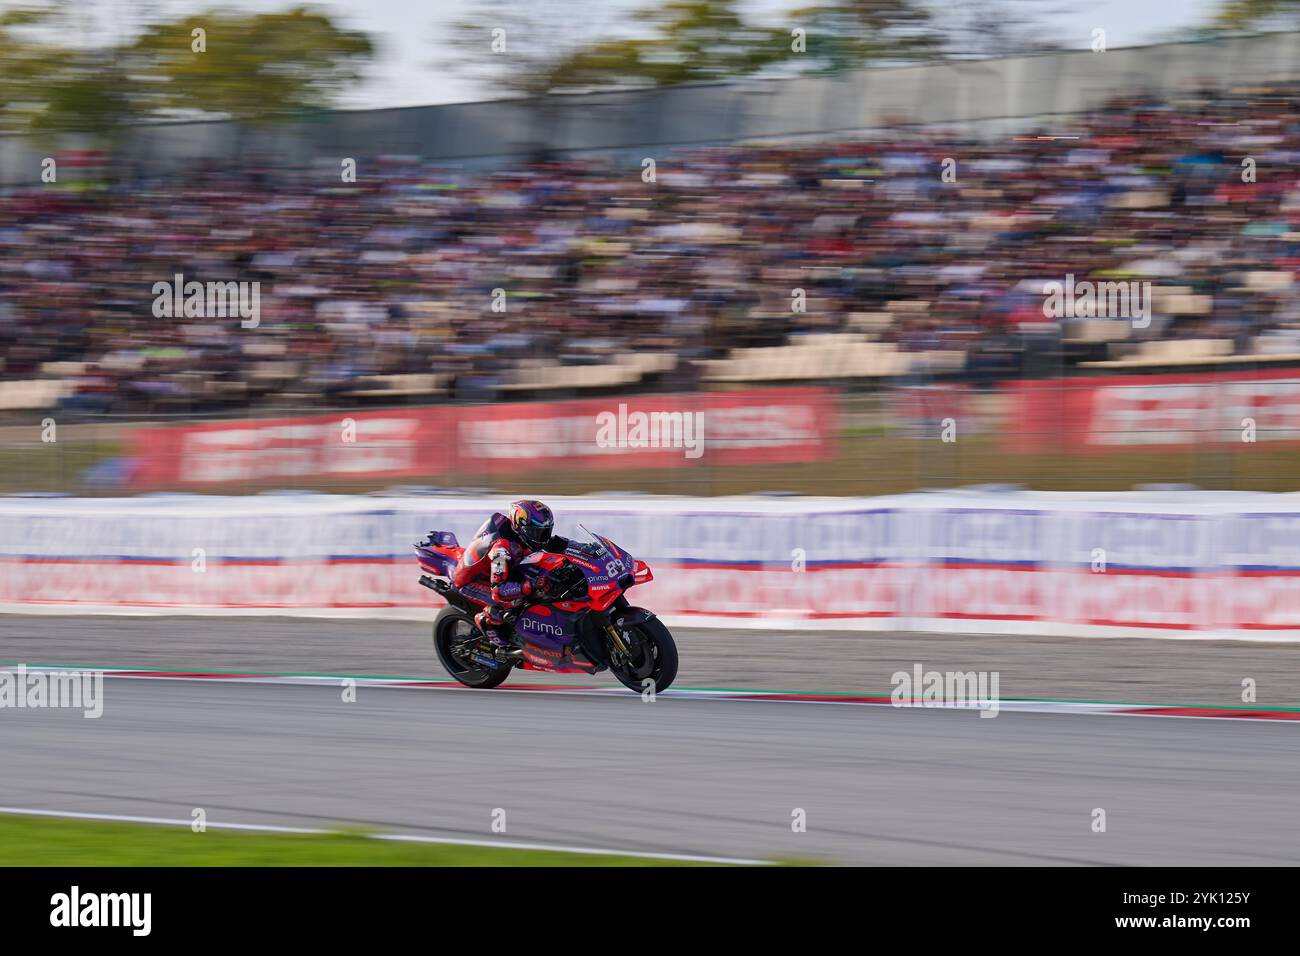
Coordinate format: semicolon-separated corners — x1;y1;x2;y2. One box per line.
607;616;678;694
433;607;512;689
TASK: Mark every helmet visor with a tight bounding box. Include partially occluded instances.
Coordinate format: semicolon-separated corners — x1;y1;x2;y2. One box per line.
517;520;552;549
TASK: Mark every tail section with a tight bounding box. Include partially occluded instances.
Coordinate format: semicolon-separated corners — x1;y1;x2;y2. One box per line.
415;531;462;578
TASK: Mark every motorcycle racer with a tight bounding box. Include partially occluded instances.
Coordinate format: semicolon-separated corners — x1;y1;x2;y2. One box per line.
451;499;570;646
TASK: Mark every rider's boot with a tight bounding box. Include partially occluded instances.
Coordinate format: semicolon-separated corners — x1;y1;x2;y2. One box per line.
475;607;516;658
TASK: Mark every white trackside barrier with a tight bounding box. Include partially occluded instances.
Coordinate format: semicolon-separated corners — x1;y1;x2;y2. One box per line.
2;490;1300;640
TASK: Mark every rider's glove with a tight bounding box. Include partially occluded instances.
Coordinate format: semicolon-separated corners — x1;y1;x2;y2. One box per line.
489;549;509;586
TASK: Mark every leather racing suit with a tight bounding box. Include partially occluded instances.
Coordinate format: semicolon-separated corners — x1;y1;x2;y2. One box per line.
451;512;570;644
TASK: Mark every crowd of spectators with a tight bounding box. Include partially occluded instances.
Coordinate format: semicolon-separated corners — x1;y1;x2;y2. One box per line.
3;85;1300;415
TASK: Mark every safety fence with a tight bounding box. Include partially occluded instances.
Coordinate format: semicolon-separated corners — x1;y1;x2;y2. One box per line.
2;490;1298;639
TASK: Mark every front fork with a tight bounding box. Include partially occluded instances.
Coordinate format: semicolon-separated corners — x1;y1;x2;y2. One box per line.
580;604;633;667
604;623;631;657
584;601;655;667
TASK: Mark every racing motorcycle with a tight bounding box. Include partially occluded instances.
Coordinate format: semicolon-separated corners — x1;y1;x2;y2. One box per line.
414;527;678;693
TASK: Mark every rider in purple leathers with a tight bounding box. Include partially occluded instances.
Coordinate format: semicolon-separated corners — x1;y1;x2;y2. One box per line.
452;499;570;645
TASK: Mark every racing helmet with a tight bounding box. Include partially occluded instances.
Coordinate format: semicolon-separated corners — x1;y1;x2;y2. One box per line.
510;499;554;550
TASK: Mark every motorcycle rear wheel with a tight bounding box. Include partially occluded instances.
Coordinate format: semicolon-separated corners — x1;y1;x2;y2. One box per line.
433;607;512;689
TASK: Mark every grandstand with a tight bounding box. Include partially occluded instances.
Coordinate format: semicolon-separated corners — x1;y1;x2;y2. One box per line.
5;82;1300;419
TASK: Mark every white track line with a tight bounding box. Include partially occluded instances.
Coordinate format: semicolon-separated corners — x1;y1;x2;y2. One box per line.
0;806;771;866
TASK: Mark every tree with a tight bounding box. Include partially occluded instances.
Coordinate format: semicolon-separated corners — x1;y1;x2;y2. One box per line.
444;0;638;97
553;0;788;89
0;4;66;135
447;0;789;96
128;6;373;125
934;0;1066;59
784;0;941;73
17;5;373;141
27;60;135;138
446;0;1004;98
1213;0;1300;28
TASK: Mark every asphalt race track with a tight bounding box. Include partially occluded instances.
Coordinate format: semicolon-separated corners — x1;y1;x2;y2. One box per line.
2;615;1298;864
1;675;1298;865
5;614;1300;704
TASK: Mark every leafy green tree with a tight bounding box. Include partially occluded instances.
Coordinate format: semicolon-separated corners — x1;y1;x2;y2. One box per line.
1213;0;1300;28
447;0;991;97
27;61;134;137
552;0;787;89
17;4;373;143
0;4;66;134
784;0;940;73
128;6;373;124
448;0;789;96
445;0;638;97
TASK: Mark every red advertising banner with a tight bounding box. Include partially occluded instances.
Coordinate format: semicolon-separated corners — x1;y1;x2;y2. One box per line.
130;408;455;487
129;388;837;487
454;388;836;474
1005;368;1300;453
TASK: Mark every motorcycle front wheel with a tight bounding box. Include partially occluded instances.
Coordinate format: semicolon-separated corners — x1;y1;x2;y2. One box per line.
607;616;678;694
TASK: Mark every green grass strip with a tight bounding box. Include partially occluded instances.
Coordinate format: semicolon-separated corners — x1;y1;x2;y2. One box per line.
0;814;703;867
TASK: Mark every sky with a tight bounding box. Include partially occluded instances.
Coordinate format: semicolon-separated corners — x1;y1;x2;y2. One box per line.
71;0;1229;110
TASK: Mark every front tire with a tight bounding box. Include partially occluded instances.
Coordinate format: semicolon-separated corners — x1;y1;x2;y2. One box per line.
433;607;512;689
607;616;678;694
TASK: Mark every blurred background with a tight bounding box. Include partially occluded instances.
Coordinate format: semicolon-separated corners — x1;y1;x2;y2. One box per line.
5;0;1300;497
